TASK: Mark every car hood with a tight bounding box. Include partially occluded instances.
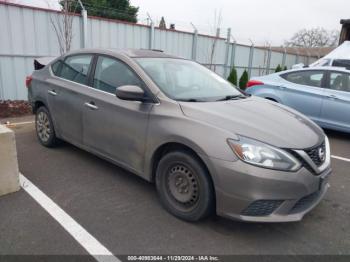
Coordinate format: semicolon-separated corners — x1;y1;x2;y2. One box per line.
179;96;324;149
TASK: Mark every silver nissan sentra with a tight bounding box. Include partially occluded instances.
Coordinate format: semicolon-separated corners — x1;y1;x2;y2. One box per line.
27;48;332;222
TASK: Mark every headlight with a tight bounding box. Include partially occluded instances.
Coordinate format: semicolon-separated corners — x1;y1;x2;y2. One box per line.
227;136;301;171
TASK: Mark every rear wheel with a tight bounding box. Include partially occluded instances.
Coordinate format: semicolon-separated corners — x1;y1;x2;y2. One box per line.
35;106;59;147
155;150;215;221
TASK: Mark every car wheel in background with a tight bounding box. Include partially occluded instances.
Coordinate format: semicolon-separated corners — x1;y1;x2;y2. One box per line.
156;150;215;221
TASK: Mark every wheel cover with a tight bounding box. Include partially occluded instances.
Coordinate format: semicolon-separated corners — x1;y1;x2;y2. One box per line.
36;111;51;142
166;164;199;208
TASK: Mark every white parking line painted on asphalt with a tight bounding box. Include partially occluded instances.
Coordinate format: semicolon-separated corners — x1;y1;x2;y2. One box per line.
20;174;120;262
331;155;350;163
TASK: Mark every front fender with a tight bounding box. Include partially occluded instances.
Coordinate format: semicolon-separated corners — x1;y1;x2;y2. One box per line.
143;102;239;183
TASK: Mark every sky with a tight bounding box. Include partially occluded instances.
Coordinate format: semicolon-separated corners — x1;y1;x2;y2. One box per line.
8;0;350;46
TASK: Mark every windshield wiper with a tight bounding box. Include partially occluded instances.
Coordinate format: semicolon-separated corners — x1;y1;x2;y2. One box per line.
216;94;247;101
177;98;202;102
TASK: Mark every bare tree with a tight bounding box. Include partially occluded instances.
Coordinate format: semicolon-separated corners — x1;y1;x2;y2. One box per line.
285;27;339;48
208;10;222;70
50;0;78;55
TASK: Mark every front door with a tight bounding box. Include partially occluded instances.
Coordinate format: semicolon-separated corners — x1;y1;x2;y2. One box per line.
320;71;350;130
82;55;153;173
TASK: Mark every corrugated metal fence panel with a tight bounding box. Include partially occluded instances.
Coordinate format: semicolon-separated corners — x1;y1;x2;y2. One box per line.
196;35;211;63
252;48;266;68
234;45;250;69
0;4;82;100
87;18;150;49
285;54;296;69
270;52;284;69
251;48;267;77
195;35;226;64
0;3;317;100
214;39;227;65
154;29;193;59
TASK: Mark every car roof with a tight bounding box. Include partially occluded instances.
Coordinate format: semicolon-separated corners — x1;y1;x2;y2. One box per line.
285;66;350;73
116;48;180;58
252;66;350;81
65;48;181;59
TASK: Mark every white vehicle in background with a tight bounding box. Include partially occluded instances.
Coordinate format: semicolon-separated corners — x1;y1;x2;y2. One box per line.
310;41;350;69
292;41;350;70
293;19;350;70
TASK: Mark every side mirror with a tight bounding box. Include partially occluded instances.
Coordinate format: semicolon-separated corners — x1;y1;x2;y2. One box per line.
116;85;146;102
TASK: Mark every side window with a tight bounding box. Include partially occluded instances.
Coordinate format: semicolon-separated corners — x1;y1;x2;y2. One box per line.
329;72;350;92
93;56;143;94
51;60;62;76
59;55;93;85
282;71;324;88
332;59;350;70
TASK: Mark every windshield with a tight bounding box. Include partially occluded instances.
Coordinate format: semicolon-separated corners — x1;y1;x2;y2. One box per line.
135;58;243;102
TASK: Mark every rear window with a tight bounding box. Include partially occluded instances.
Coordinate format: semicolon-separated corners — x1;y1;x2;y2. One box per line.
55;55;93;85
51;60;63;76
329;72;350;92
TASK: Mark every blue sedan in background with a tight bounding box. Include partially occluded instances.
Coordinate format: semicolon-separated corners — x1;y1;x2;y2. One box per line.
246;67;350;133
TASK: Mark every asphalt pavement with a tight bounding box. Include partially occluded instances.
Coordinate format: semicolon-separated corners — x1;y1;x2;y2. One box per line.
0;117;349;257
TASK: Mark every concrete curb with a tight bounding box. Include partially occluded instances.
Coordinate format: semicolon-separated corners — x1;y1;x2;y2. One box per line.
0;124;20;196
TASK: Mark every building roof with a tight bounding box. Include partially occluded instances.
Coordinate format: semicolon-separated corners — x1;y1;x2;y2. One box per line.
257;46;335;58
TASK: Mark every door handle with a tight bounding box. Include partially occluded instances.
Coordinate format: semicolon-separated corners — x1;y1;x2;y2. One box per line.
279;86;286;90
48;90;57;96
84;102;98;110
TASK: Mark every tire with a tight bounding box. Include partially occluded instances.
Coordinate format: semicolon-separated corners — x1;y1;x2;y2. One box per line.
155;150;215;221
35;106;59;147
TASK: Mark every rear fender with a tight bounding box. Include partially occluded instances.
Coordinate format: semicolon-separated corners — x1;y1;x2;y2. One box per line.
247;85;282;103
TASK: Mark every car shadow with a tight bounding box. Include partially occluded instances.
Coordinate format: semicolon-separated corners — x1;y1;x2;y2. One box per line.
324;128;349;140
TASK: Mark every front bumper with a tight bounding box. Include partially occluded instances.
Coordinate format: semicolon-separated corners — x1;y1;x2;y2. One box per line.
204;156;331;222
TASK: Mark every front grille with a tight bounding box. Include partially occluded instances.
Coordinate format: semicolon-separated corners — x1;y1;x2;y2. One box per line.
290;191;320;214
289;151;315;174
241;200;283;217
305;141;326;167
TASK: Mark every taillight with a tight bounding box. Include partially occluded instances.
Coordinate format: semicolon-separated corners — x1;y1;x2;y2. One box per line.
26;75;32;88
246;80;264;88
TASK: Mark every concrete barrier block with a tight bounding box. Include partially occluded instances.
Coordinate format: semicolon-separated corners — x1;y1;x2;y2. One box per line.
0;125;20;196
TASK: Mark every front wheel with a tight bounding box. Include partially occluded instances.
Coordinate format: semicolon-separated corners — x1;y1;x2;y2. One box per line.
155;150;215;221
35;106;59;147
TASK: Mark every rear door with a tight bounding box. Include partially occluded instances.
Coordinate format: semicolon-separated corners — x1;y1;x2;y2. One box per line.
279;70;326;122
82;55;153;173
320;70;350;130
47;54;93;145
